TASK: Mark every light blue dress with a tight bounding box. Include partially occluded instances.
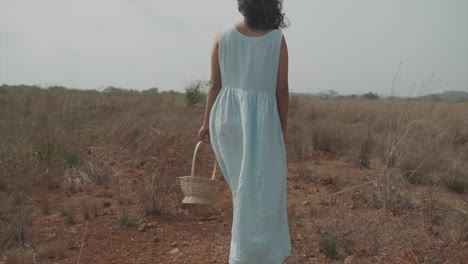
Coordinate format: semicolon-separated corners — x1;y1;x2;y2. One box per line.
209;24;292;264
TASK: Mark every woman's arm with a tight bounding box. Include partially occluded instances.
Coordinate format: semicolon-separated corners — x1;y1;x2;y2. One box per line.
276;36;289;144
198;32;223;142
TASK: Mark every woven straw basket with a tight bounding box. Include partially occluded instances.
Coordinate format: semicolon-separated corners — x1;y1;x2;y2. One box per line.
179;141;221;205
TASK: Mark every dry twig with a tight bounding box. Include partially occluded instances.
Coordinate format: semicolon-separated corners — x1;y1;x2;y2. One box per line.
77;220;89;264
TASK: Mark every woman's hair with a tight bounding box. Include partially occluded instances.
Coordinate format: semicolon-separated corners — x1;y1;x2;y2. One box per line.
237;0;289;30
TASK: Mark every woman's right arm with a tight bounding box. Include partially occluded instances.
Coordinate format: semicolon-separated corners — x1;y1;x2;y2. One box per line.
276;36;289;144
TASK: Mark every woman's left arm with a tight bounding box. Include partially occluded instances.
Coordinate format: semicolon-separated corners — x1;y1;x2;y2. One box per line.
198;32;222;142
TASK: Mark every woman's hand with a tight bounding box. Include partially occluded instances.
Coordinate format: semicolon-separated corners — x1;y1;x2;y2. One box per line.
198;124;210;142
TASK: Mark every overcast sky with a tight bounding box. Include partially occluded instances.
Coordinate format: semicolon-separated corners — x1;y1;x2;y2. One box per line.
0;0;467;96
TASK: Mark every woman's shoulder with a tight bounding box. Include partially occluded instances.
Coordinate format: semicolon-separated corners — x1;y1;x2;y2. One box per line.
274;28;284;38
212;24;232;42
217;23;283;44
219;24;236;36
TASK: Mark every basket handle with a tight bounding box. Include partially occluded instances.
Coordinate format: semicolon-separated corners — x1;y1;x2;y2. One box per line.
191;141;217;180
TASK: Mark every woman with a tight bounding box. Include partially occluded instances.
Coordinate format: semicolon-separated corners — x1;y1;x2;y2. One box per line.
198;0;291;263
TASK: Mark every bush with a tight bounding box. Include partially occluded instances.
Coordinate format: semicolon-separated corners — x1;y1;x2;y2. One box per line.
362;92;379;99
37;142;63;168
64;150;79;168
319;232;338;260
118;207;136;227
138;167;176;216
185;80;208;106
103;86;139;95
61;207;76;224
142;87;159;95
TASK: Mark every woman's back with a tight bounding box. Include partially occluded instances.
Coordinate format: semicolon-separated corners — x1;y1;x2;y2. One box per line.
208;23;291;264
219;24;284;94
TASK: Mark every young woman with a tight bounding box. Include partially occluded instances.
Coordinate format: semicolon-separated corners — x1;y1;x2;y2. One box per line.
198;0;291;263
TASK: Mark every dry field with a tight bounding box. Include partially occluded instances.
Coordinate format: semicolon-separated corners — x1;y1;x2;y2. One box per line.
0;86;467;263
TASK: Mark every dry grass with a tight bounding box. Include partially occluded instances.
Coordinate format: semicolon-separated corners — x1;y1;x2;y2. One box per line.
0;192;32;250
39;240;67;260
117;207;138;228
80;199;99;219
2;249;34;264
1;86;467;261
440;161;468;194
137;167;178;216
420;185;445;225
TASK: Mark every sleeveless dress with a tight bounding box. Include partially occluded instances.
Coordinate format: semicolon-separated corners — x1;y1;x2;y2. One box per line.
209;24;292;264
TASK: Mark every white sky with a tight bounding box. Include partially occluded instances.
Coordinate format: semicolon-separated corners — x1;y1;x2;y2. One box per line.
0;0;467;96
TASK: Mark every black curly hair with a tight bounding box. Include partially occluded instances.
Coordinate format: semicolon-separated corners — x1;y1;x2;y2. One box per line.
237;0;289;30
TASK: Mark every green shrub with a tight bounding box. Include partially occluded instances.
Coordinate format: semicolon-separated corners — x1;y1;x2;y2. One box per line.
362;92;379;99
185;80;208;106
319;231;338;260
142;87;159;95
37;142;62;168
61;208;76;224
64;150;78;168
118;208;136;227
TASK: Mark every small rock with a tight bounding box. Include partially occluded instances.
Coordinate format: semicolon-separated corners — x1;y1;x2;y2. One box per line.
344;255;354;264
138;223;147;232
152;236;160;242
171;242;178;247
70;227;79;235
295;233;303;241
169;248;180;254
302;200;310;206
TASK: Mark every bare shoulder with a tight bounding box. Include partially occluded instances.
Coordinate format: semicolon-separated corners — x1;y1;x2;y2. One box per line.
214;29;224;47
280;34;287;48
279;34;288;58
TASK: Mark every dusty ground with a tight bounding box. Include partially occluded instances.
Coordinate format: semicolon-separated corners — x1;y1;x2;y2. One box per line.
7;146;465;264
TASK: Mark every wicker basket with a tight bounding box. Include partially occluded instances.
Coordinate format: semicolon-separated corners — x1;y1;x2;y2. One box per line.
179;141;221;205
